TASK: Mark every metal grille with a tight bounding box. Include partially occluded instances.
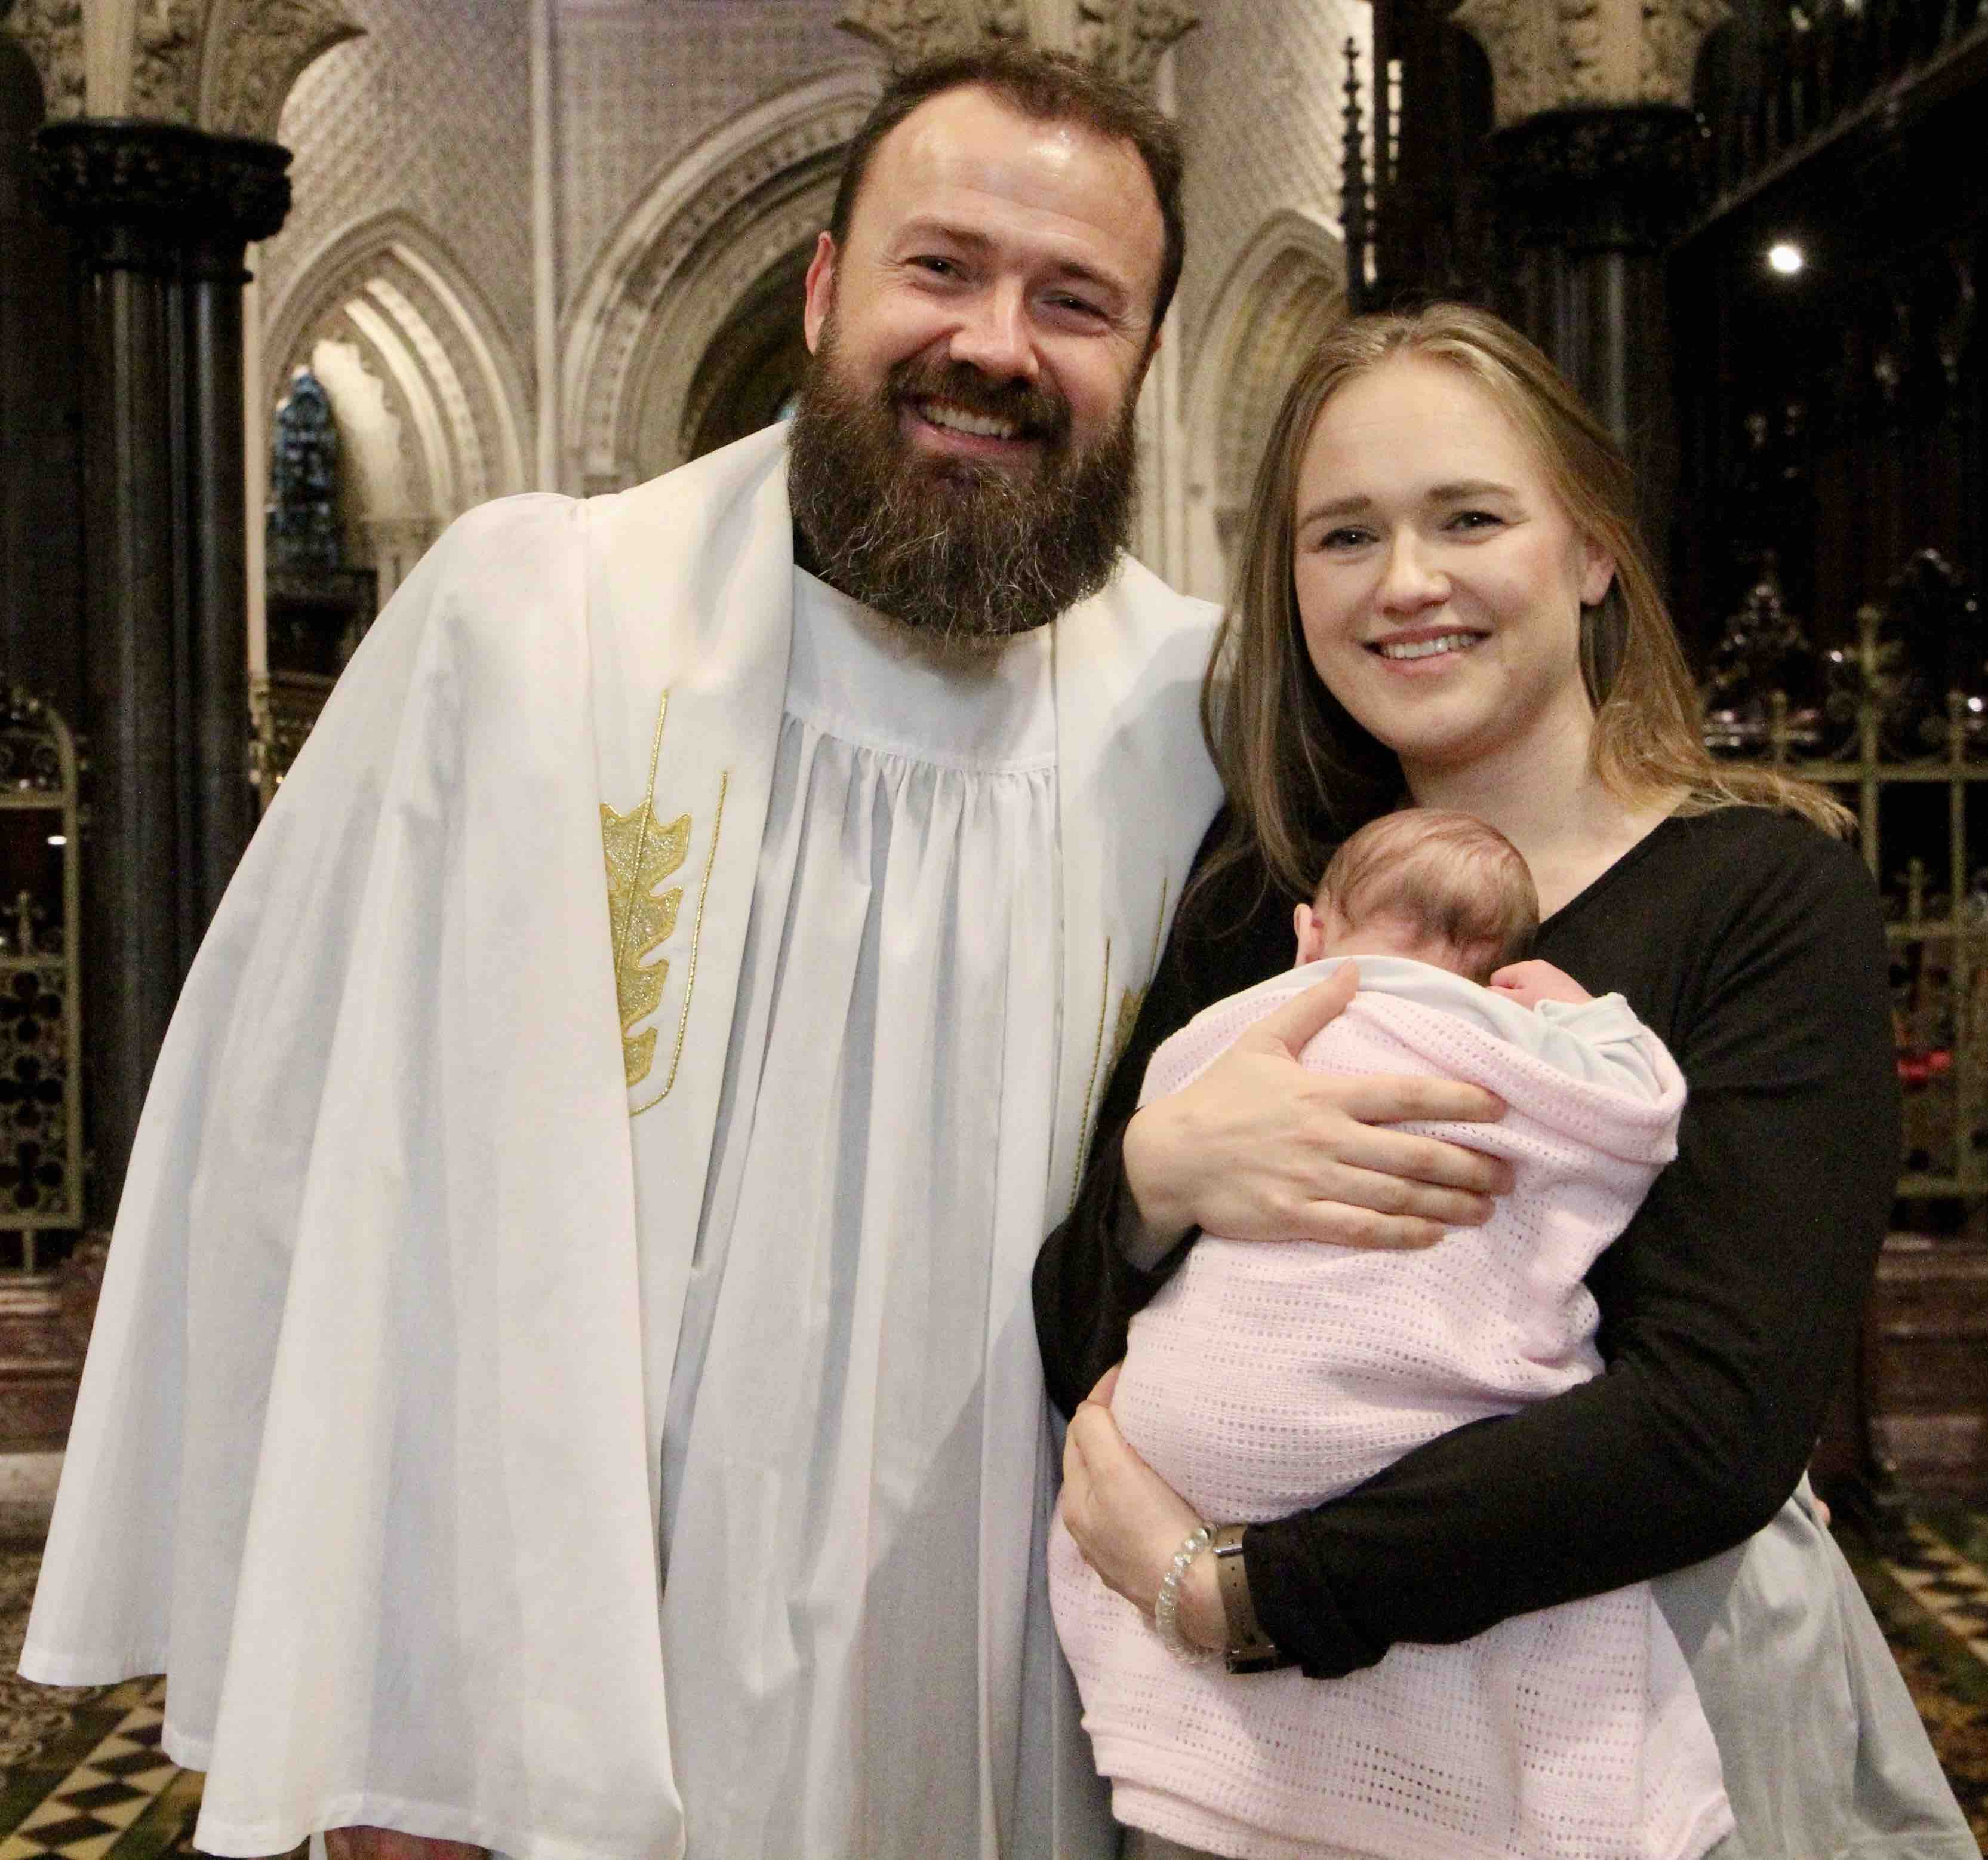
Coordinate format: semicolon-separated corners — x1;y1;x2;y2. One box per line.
1711;594;1988;1200
0;688;82;1271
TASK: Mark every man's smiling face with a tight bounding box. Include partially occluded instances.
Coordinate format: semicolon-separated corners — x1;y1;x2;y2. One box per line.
801;82;1165;480
784;83;1167;644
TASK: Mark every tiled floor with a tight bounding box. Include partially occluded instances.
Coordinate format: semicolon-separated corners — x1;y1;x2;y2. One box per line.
1;1525;1986;1856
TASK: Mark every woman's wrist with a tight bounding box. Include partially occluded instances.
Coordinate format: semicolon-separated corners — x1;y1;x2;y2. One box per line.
1176;1545;1226;1649
1121;1103;1192;1266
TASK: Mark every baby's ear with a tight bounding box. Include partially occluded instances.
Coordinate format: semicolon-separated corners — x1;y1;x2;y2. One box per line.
1293;902;1322;966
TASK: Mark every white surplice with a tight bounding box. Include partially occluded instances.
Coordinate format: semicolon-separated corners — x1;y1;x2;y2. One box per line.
23;425;1224;1860
656;570;1062;1856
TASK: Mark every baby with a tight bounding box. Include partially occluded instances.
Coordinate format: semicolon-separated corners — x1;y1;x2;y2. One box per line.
1049;810;1731;1860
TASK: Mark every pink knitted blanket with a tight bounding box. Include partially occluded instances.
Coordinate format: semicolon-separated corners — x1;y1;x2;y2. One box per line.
1050;976;1732;1860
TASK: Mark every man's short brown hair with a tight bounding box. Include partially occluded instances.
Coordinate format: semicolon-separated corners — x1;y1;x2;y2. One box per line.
1316;810;1539;985
827;44;1186;337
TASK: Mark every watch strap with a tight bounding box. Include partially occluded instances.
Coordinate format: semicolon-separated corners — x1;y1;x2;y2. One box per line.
1211;1523;1288;1673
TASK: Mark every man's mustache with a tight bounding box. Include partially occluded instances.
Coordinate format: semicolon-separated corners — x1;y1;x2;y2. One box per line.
888;357;1070;448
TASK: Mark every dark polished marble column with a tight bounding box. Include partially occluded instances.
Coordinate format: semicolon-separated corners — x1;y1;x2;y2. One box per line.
32;119;289;1224
1487;106;1702;552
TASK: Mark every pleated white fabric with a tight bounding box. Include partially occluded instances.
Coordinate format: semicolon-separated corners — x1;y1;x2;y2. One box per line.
654;573;1067;1858
20;425;1224;1860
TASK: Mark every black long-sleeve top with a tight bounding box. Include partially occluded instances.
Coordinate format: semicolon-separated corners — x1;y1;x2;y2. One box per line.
1033;803;1899;1679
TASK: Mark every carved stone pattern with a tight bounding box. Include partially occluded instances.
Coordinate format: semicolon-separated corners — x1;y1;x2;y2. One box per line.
1074;0;1201;90
36;120;292;242
258;0;533;389
1171;0;1359;362
579;99;872;477
2;0;82;118
199;0;364;140
1452;0;1729;127
641;173;843;475
559;0;863;295
1638;0;1728;109
835;0;1021;65
127;0;204;123
270;234;520;520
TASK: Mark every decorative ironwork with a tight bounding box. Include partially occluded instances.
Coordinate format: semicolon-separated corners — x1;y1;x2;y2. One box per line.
1706;556;1988;1200
0;687;83;1272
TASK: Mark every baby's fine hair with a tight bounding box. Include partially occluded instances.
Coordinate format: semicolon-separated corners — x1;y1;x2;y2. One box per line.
1316;810;1540;985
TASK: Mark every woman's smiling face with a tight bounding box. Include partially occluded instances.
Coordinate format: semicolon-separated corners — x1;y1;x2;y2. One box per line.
1291;354;1615;788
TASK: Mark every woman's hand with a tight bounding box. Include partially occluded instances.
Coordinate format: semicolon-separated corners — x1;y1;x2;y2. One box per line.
1121;965;1514;1259
1060;1366;1224;1650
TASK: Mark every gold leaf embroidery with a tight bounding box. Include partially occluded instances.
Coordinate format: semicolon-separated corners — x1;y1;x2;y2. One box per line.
604;798;691;1086
630;767;728;1119
1111;987;1145;1076
603;688;693;1090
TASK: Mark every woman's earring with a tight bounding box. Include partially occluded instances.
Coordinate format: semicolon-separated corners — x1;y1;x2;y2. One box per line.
1580;598;1627;706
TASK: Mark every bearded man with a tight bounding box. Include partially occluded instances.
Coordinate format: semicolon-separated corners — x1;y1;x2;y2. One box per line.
24;44;1500;1860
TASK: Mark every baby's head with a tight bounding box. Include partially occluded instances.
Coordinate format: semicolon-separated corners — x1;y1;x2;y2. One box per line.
1295;810;1539;985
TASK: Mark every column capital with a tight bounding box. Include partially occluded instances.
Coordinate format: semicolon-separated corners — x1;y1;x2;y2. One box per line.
1;0;87;121
32;118;291;272
835;0;1198;90
1451;0;1728;130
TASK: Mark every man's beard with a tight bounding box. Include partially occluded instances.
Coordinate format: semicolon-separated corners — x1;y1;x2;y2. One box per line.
787;319;1141;645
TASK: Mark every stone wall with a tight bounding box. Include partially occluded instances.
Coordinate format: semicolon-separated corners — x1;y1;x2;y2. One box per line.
259;0;534;394
1173;0;1365;369
558;0;869;303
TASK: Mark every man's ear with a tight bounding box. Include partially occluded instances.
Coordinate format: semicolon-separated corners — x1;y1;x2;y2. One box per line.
802;232;838;354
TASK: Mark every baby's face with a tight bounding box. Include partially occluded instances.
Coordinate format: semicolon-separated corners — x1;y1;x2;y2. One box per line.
1292;901;1476;977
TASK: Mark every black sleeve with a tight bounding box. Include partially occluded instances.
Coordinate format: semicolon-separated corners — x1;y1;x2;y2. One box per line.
1033;813;1295;1419
1244;826;1900;1677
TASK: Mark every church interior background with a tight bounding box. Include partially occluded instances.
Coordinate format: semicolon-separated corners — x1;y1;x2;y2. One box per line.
2;0;1988;1844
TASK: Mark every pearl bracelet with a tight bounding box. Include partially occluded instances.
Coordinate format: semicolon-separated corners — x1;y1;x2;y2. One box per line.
1153;1523;1216;1664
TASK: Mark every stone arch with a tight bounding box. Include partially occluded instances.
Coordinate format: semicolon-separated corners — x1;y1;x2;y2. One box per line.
561;65;882;493
1180;208;1346;601
262;210;528;587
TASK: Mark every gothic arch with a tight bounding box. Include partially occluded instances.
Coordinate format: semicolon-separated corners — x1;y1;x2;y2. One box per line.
263;208;530;530
1181;208;1346;599
561;65;882;492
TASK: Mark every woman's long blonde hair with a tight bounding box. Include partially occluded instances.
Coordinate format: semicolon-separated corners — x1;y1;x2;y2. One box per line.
1198;303;1850;911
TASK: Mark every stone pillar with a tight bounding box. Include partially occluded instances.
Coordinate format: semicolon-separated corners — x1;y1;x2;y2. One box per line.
32;118;290;1223
1450;0;1728;543
1488;107;1702;544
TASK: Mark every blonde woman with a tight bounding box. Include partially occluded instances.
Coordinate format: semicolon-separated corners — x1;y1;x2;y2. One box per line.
1036;305;1972;1859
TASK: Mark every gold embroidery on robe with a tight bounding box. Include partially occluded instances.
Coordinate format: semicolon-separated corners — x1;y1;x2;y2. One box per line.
603;691;691;1089
631;767;728;1118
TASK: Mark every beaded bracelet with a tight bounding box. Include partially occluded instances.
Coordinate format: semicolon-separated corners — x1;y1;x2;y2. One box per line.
1153;1523;1216;1664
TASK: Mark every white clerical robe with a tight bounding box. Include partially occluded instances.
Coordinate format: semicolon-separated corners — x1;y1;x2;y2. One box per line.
657;568;1061;1856
23;425;1223;1860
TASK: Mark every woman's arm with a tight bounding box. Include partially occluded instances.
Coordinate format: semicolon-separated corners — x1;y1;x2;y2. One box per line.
1243;823;1897;1674
1033;820;1511;1419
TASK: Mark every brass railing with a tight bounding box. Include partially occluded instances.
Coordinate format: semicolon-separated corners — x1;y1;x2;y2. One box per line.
0;687;84;1271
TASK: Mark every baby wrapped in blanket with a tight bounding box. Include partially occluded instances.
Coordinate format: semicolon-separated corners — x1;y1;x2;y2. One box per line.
1049;810;1732;1860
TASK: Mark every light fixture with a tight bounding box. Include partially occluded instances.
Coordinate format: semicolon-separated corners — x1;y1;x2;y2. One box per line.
1768;241;1805;275
46;834;66;847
